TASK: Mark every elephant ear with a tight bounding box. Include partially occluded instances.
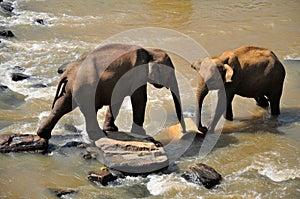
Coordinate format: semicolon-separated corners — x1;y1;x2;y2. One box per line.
224;64;234;83
191;57;206;72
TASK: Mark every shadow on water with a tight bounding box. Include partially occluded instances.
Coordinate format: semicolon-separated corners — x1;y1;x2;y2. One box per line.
226;107;300;135
180;132;239;158
180;107;300;157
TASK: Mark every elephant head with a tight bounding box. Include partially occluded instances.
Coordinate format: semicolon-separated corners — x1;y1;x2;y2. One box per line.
146;49;186;132
191;57;234;133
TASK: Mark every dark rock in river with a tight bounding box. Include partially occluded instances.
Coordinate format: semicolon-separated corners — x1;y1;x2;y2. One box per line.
31;83;48;88
0;84;8;90
88;170;118;186
35;19;46;25
11;73;31;81
0;4;14;13
181;163;222;189
61;141;86;148
0;30;15;38
12;65;25;71
48;188;78;198
81;150;98;160
0;134;48;153
63;123;81;133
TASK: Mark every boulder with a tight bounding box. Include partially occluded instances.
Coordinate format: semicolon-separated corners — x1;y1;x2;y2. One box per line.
0;4;14;13
95;132;169;174
31;83;48;88
81;150;98;160
12;65;25;71
35;19;45;25
11;73;30;81
181;163;222;189
0;30;15;38
0;134;48;153
0;84;8;90
88;170;117;186
48;188;77;198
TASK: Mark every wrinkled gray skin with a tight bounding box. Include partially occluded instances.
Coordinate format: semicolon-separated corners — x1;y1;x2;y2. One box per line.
37;44;186;141
191;46;285;133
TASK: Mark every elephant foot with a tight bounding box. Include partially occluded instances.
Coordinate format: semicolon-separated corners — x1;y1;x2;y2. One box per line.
198;126;208;134
256;96;269;108
37;129;51;140
87;130;106;141
103;123;119;132
225;116;233;121
131;123;146;136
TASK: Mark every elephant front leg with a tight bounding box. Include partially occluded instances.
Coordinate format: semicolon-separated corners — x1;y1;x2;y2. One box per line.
103;104;121;132
268;88;282;115
225;93;234;121
208;90;227;132
37;94;73;140
131;85;147;135
79;101;106;141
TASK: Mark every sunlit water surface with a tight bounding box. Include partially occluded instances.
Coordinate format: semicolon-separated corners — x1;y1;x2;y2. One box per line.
0;0;299;198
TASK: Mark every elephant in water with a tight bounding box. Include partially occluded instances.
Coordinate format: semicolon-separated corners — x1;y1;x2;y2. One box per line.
191;46;285;133
37;44;186;141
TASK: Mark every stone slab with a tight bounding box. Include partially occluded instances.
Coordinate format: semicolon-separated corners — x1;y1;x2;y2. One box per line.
95;135;168;174
0;134;48;153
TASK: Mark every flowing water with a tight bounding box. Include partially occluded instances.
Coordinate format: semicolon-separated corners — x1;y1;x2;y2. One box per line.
0;0;299;198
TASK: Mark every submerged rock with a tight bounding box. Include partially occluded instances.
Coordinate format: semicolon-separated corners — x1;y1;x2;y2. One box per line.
48;188;78;198
31;83;48;88
0;30;15;37
35;19;46;25
95;132;168;174
0;84;8;90
181;163;222;189
81;150;98;160
0;4;14;13
88;170;117;186
12;65;25;71
60;141;86;148
0;134;48;153
11;73;31;81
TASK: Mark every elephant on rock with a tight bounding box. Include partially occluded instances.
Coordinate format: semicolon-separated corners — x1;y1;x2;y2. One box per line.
191;46;285;133
37;44;186;141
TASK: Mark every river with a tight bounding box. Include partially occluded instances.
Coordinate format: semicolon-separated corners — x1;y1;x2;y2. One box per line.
0;0;299;198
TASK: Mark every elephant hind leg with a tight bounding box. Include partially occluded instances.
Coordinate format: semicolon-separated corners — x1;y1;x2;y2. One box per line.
255;96;269;108
268;88;282;115
37;94;73;139
103;104;121;132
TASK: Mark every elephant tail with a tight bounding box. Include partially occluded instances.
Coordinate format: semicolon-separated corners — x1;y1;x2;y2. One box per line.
52;77;68;109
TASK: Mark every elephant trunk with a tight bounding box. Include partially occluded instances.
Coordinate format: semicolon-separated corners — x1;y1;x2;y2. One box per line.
196;75;209;133
169;75;186;132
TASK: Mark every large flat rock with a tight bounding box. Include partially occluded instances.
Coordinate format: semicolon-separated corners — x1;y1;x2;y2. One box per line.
0;134;48;153
95;135;168;174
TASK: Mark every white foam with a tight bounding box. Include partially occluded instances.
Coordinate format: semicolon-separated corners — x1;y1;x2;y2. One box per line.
1;2;104;27
0;39;93;100
226;151;300;183
284;54;300;61
146;174;197;196
258;166;300;182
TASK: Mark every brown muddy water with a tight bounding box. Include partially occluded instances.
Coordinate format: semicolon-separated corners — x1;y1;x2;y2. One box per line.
0;0;300;198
